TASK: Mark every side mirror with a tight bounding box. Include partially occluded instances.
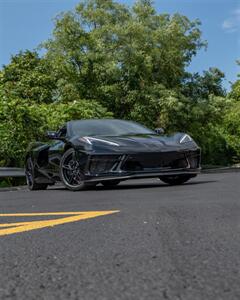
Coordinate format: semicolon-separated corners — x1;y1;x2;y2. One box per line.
155;128;165;135
46;131;58;139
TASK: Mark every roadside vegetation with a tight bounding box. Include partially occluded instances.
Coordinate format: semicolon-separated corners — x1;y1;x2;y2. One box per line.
0;0;239;169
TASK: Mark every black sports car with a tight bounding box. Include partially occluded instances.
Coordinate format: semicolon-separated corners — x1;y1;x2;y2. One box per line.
25;119;201;191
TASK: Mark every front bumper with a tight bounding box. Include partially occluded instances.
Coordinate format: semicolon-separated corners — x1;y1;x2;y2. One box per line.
82;149;201;182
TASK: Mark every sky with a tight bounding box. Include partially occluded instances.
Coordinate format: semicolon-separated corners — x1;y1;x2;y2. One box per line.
0;0;240;89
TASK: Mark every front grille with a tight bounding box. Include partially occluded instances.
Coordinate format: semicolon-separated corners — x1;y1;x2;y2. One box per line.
89;155;121;174
88;150;200;174
121;152;189;171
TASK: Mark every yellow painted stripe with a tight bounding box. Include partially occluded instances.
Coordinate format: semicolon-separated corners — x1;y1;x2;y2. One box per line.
0;211;119;237
0;223;30;228
0;212;113;216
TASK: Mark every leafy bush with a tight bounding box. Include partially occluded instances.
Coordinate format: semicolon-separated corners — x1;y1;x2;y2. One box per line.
0;97;112;167
0;98;47;166
45;100;112;130
222;101;240;162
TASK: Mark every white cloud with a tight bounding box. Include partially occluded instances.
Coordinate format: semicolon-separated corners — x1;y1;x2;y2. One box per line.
222;7;240;33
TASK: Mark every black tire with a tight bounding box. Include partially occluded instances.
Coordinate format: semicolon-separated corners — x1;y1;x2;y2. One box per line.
25;157;48;191
159;175;195;185
60;148;88;191
101;180;121;187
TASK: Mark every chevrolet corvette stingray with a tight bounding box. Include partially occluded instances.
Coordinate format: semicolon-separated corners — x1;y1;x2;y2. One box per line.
25;119;201;191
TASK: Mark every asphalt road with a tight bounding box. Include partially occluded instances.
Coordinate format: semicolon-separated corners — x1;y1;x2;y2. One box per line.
0;173;240;300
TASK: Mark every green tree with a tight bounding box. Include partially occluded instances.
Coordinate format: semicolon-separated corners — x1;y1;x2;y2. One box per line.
230;81;240;101
43;0;205;115
182;67;226;100
0;50;56;103
45;100;112;130
0;94;112;167
221;62;240;162
0;97;47;166
229;61;240;101
222;101;240;161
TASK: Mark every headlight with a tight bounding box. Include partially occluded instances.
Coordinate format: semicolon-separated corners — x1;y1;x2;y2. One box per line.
79;137;119;146
180;134;193;144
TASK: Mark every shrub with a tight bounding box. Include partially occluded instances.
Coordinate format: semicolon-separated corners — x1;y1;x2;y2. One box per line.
0;98;112;167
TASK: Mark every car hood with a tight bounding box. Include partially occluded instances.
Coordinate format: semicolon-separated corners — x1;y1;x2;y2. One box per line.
74;133;198;153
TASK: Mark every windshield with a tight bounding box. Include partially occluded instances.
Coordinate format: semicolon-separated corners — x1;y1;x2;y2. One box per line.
69;119;155;137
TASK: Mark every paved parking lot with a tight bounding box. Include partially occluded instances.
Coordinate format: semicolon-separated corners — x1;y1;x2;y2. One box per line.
0;173;240;299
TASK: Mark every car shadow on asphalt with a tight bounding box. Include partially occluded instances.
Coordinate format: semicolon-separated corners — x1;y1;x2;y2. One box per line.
49;180;217;192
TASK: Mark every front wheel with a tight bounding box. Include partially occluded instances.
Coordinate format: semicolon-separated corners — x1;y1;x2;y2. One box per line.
25;157;48;190
159;175;195;185
60;148;88;191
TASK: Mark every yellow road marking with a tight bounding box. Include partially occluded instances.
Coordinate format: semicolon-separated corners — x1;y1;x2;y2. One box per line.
0;211;119;237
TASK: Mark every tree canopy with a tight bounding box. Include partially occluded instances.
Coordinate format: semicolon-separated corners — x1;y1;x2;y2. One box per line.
43;0;205;113
0;51;56;103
